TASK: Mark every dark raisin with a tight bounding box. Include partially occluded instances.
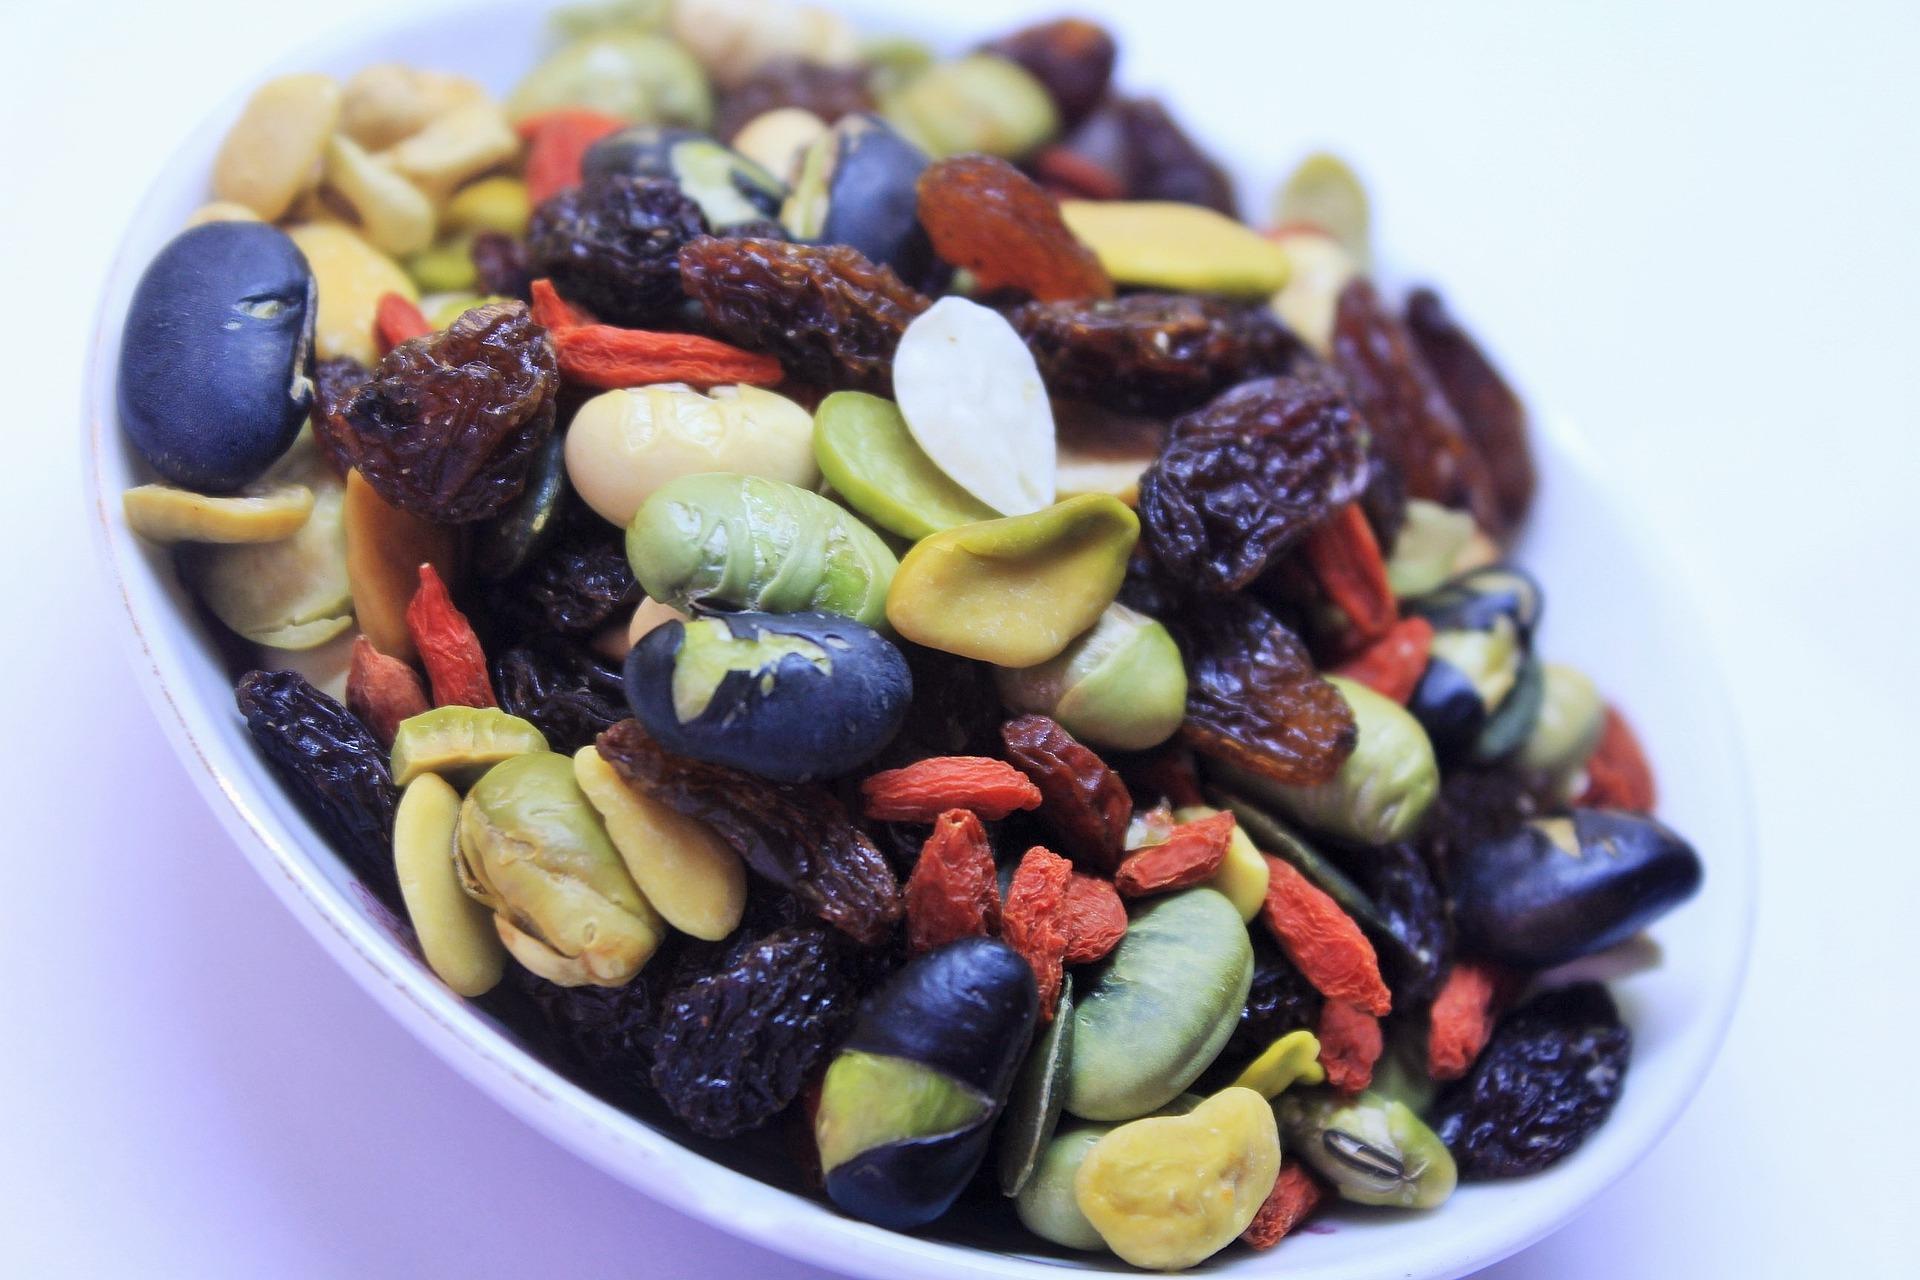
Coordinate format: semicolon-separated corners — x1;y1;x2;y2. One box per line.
235;670;400;907
482;496;639;640
308;355;372;476
1421;767;1550;876
512;960;674;1097
470;230;532;301
983;18;1117;128
1430;982;1632;1178
1138;374;1369;594
711;57;876;142
1219;928;1326;1075
1170;594;1357;787
1013;294;1306;416
875;643;1005;767
1359;436;1409;554
1332;278;1499;531
1001;715;1132;873
1353;842;1450;1009
597;719;903;945
1107;97;1237;216
527;175;708;328
327;302;559;523
717;218;791;242
650;925;860;1138
491;642;628;755
678;235;930;394
1404;286;1535;539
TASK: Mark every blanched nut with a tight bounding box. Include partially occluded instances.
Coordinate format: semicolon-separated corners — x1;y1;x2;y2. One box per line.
340;62;489;150
1074;1088;1282;1270
730;107;829;186
213;73;342;220
669;0;861;88
629;596;690;646
122;481;314;544
286;222;418;363
378;100;519;200
184;201;263;228
1268;228;1358;358
394;773;506;997
323;134;437;256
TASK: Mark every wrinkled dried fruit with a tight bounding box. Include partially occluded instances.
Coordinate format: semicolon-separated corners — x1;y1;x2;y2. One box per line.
1356;841;1451;1010
1002;714;1133;873
1430;983;1631;1178
1002;845;1074;1021
1113;811;1234;898
1427;961;1509;1083
1059;97;1236;215
1012;293;1302;416
1241;1160;1326;1250
1221;929;1325;1074
483;498;641;639
1405;287;1535;539
1170;595;1357;788
552;323;786;388
406;564;496;708
527;175;708;328
1260;855;1390;1016
861;756;1043;823
471;230;533;300
916;154;1111;302
491;642;628;755
1138;375;1368;594
679;235;930;393
236;669;400;905
1333;615;1436;705
713;56;875;141
329;302;559;522
1332;279;1498;530
651;924;860;1137
983;18;1115;128
1421;766;1549;872
904;808;1002;953
1315;1000;1383;1094
1576;705;1658;812
597;719;902;944
514;961;673;1095
309;355;373;475
345;634;429;747
1061;873;1127;965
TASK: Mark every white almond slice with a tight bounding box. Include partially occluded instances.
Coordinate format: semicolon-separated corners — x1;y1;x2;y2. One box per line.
893;296;1056;517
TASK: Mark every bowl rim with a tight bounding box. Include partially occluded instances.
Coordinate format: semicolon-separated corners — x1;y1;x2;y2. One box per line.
81;5;1758;1276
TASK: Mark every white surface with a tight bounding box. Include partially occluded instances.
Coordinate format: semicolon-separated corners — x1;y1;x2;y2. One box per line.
2;1;1915;1277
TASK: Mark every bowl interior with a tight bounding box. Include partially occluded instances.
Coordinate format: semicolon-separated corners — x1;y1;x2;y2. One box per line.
84;3;1754;1277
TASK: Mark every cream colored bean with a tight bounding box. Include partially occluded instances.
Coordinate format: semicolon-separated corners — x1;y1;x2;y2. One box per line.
379;100;518;200
629;597;690;647
184;201;262;228
340;63;489;150
324;134;437;256
394;773;506;997
212;73;342;220
564;383;819;525
730;107;828;185
286;222;418;364
670;0;859;88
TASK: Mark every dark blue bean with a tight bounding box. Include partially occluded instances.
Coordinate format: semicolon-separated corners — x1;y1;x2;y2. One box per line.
818;114;944;289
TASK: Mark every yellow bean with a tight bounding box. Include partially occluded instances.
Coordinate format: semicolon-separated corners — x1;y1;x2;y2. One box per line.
213;73;342;219
286;222;418;364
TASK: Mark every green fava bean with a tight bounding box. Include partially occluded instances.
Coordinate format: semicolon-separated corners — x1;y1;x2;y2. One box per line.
625;472;897;627
1066;888;1253;1122
1276;1089;1457;1209
887;495;1138;668
813;390;996;540
995;603;1187;752
881;54;1058;159
390;705;550;787
1016;1120;1114;1252
505;32;712;129
1519;662;1606;776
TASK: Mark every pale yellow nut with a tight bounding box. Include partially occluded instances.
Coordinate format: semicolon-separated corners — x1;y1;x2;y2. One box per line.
341;63;490;150
323;134;437;257
395;773;506;997
212;73;342;220
286;222;418;364
1228;1030;1326;1098
1273;151;1372;269
442;176;532;237
1268;228;1357;358
380;100;518;200
123;482;314;544
1060;200;1291;298
573;745;747;941
628;597;690;647
184;201;263;228
670;0;859;88
729;107;827;186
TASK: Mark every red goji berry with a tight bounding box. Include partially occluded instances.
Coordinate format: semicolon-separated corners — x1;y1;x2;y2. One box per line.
1002;846;1074;1021
1061;873;1127;965
861;756;1044;823
1030;145;1125;201
518;108;627;207
1302;502;1397;648
1315;999;1383;1094
529;277;593;331
374;292;431;354
1577;705;1658;812
1427;960;1511;1082
1259;855;1391;1016
1332;615;1434;705
1241;1160;1327;1250
904;809;1003;954
1113;811;1235;898
404;563;495;708
551;323;785;390
344;635;429;748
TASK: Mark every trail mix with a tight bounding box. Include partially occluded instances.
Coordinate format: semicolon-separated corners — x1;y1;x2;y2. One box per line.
117;1;1704;1268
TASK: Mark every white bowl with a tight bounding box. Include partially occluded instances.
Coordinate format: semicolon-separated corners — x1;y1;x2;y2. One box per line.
84;2;1755;1275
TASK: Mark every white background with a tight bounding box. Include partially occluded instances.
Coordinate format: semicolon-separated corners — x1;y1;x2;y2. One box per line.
3;0;1916;1275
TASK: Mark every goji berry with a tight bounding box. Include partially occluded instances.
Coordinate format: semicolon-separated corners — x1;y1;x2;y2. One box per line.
374;292;431;354
1302;501;1396;648
1427;959;1511;1082
344;634;429;748
1002;846;1074;1021
904;809;1002;954
1241;1160;1326;1250
1259;855;1391;1016
1113;810;1235;898
551;323;785;390
1577;705;1658;812
1332;615;1435;705
529;277;593;331
1061;873;1127;965
1030;145;1125;201
518;108;627;207
1315;999;1383;1094
861;756;1044;823
405;563;496;708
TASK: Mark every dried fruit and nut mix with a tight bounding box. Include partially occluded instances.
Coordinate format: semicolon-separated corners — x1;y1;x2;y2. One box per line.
116;2;1705;1268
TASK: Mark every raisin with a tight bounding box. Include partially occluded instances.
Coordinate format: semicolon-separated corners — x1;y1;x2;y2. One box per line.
904;809;1002;954
983;18;1116;128
1094;96;1237;216
1405;286;1535;538
1138;374;1370;594
513;960;673;1097
492;642;628;755
1331;278;1499;531
916;154;1112;302
1220;929;1326;1073
527;175;708;328
482;496;639;639
328;302;559;523
308;355;372;476
597;719;903;945
712;57;876;142
1002;715;1133;873
1430;982;1632;1178
1354;842;1450;1009
1014;293;1305;416
1170;594;1357;787
1359;437;1409;553
650;925;860;1138
470;230;533;301
235;670;400;907
678;235;930;394
1421;766;1549;875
